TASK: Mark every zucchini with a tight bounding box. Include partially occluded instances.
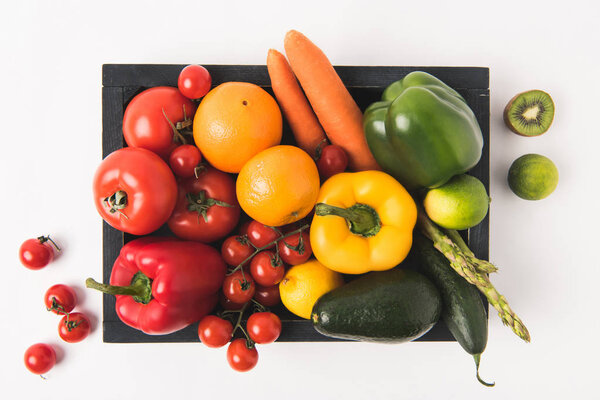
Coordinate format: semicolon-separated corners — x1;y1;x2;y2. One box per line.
413;233;494;387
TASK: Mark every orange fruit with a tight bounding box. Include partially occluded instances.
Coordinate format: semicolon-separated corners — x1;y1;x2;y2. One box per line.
237;145;320;227
193;82;282;173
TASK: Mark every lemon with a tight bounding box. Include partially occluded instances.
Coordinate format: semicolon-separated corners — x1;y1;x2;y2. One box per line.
279;260;344;319
423;174;489;230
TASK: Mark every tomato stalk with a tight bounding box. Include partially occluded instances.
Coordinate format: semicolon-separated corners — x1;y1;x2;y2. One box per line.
162;104;194;145
104;190;129;220
220;299;267;348
37;235;61;252
46;297;71;323
186;190;234;223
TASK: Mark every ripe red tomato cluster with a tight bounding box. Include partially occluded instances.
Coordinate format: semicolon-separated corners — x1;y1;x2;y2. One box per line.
198;311;282;372
45;284;91;344
220;220;312;309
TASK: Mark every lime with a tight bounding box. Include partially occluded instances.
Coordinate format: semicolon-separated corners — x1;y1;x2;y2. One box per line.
508;154;558;200
423;174;489;230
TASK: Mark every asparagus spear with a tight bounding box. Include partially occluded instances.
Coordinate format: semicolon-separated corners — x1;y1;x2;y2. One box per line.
417;209;531;343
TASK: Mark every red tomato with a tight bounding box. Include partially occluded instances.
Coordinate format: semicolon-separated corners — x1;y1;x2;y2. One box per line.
250;251;285;286
247;312;282;344
123;87;197;159
277;231;312;266
227;338;258;372
198;316;233;348
19;236;59;270
221;235;255;267
93;147;177;235
254;284;281;307
247;221;280;249
222;270;255;304
58;312;91;343
24;343;56;375
178;65;212;100
219;291;247;311
168;167;240;242
169;145;202;178
317;144;348;180
44;284;77;315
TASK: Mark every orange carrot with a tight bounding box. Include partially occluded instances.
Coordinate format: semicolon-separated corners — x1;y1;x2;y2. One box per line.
267;49;326;158
283;30;380;171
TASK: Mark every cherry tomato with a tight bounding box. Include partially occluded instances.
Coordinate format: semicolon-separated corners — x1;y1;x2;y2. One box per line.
222;270;255;304
19;236;59;270
247;312;282;344
123;87;197;159
58;312;91;343
219;291;247;311
24;343;56;375
168;167;239;242
278;231;312;266
221;235;255;267
247;221;280;249
44;284;77;315
227;338;258;372
317;144;348;180
198;315;233;348
169;145;202;178
250;251;285;286
254;284;280;307
178;65;212;100
93;147;178;235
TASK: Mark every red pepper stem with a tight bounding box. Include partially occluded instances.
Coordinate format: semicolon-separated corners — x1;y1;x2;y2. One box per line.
85;271;152;304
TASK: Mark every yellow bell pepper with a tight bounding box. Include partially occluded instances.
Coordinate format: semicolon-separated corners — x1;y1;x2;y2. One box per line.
310;171;417;274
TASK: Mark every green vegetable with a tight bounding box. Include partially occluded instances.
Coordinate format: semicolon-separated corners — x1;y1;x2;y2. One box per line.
311;268;441;342
413;233;494;387
363;71;483;189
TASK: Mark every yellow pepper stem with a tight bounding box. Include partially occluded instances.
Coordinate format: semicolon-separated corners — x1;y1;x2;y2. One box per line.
315;203;381;238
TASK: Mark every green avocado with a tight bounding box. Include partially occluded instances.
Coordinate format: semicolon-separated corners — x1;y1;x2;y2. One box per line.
311;268;441;343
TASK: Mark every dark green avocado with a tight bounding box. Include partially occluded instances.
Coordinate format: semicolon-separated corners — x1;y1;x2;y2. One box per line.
311;268;441;343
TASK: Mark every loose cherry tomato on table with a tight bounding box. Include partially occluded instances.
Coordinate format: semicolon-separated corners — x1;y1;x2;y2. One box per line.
247;312;282;344
168;145;203;178
123;86;197;159
227;338;258;372
250;251;285;286
247;221;280;249
44;284;77;315
277;231;312;266
58;312;91;343
24;343;56;375
93;147;178;235
19;236;60;270
198;315;233;348
317;144;348;180
222;270;255;304
178;65;212;100
168;167;240;242
254;284;280;307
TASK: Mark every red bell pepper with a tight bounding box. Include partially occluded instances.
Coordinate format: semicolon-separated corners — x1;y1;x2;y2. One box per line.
86;237;226;335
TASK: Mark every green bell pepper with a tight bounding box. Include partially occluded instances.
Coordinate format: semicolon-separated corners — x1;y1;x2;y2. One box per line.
363;71;483;189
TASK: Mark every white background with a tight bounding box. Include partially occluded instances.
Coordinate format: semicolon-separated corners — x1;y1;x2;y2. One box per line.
1;0;598;398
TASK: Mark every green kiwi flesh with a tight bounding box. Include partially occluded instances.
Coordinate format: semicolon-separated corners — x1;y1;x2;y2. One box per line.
503;90;555;136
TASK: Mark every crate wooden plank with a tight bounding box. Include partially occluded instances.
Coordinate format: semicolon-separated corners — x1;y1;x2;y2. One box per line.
101;64;490;343
103;64;488;90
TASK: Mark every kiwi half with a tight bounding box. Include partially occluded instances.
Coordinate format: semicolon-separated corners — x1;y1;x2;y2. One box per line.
503;90;554;136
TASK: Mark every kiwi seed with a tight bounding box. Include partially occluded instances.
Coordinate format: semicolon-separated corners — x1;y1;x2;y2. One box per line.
503;90;555;137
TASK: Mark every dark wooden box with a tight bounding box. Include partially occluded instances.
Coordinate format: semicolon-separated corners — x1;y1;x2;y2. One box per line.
102;64;490;343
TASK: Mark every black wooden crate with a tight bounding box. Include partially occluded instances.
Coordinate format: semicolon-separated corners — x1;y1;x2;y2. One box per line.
101;64;490;343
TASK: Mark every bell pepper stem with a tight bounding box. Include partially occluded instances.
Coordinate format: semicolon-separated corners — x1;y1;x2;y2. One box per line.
85;271;152;304
315;203;381;238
